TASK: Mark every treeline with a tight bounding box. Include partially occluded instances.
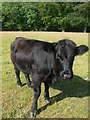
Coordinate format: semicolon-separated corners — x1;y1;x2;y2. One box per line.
2;2;90;32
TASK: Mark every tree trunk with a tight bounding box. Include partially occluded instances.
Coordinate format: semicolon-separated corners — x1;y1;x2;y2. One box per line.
84;26;87;33
62;29;65;32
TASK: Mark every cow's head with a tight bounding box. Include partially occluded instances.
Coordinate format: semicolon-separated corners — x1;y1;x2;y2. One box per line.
54;39;89;80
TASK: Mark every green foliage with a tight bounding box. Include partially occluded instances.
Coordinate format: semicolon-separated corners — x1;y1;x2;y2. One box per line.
2;2;89;32
67;3;89;32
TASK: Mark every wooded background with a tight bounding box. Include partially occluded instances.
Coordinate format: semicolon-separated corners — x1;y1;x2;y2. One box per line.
2;2;90;32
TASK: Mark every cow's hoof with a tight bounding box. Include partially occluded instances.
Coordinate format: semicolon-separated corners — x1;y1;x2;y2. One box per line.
30;112;34;118
45;99;51;104
18;83;22;88
30;111;37;118
18;85;22;88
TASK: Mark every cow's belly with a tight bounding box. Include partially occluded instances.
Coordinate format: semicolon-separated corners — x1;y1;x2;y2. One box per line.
15;62;31;74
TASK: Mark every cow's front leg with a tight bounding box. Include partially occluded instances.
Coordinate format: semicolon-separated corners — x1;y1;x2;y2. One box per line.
44;82;51;104
30;82;41;118
24;74;31;88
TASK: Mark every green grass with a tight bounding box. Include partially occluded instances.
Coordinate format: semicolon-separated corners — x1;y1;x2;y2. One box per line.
2;32;89;118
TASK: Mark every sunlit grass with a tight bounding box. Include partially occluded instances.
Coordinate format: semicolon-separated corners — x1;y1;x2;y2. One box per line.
1;32;89;118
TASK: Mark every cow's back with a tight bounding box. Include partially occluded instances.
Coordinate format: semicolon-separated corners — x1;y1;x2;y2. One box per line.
10;37;56;75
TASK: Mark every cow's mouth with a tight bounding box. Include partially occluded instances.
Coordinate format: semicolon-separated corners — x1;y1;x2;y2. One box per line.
60;74;73;80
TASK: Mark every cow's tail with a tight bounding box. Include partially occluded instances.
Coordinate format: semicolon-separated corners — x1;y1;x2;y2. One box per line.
10;37;19;53
10;42;15;52
11;37;23;52
10;38;17;64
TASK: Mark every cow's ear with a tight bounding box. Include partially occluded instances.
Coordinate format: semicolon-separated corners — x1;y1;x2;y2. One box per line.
53;43;57;47
75;45;89;55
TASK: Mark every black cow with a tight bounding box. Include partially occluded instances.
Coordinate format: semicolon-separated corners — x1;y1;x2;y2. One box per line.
10;37;88;118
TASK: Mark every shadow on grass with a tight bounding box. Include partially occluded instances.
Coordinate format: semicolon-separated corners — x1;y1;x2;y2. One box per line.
38;75;90;114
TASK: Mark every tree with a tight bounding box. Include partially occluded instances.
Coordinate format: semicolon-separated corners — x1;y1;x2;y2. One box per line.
67;3;88;32
2;2;89;32
38;3;60;31
2;2;27;30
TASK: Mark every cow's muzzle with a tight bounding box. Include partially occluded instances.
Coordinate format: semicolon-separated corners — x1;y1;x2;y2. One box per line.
60;70;73;80
63;74;72;80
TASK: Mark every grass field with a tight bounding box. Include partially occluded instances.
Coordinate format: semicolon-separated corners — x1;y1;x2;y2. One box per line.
1;32;89;118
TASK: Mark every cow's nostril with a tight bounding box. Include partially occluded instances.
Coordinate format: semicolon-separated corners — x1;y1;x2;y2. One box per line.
60;71;72;80
66;70;70;74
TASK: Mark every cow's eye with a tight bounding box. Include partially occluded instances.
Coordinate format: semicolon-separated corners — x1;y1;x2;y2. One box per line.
69;55;74;62
56;54;63;61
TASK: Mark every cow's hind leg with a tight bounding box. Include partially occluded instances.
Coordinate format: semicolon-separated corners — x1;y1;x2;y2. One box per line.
44;82;51;104
14;66;22;87
24;74;31;88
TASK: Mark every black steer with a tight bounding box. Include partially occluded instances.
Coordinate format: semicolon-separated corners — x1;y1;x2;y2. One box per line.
10;37;88;117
